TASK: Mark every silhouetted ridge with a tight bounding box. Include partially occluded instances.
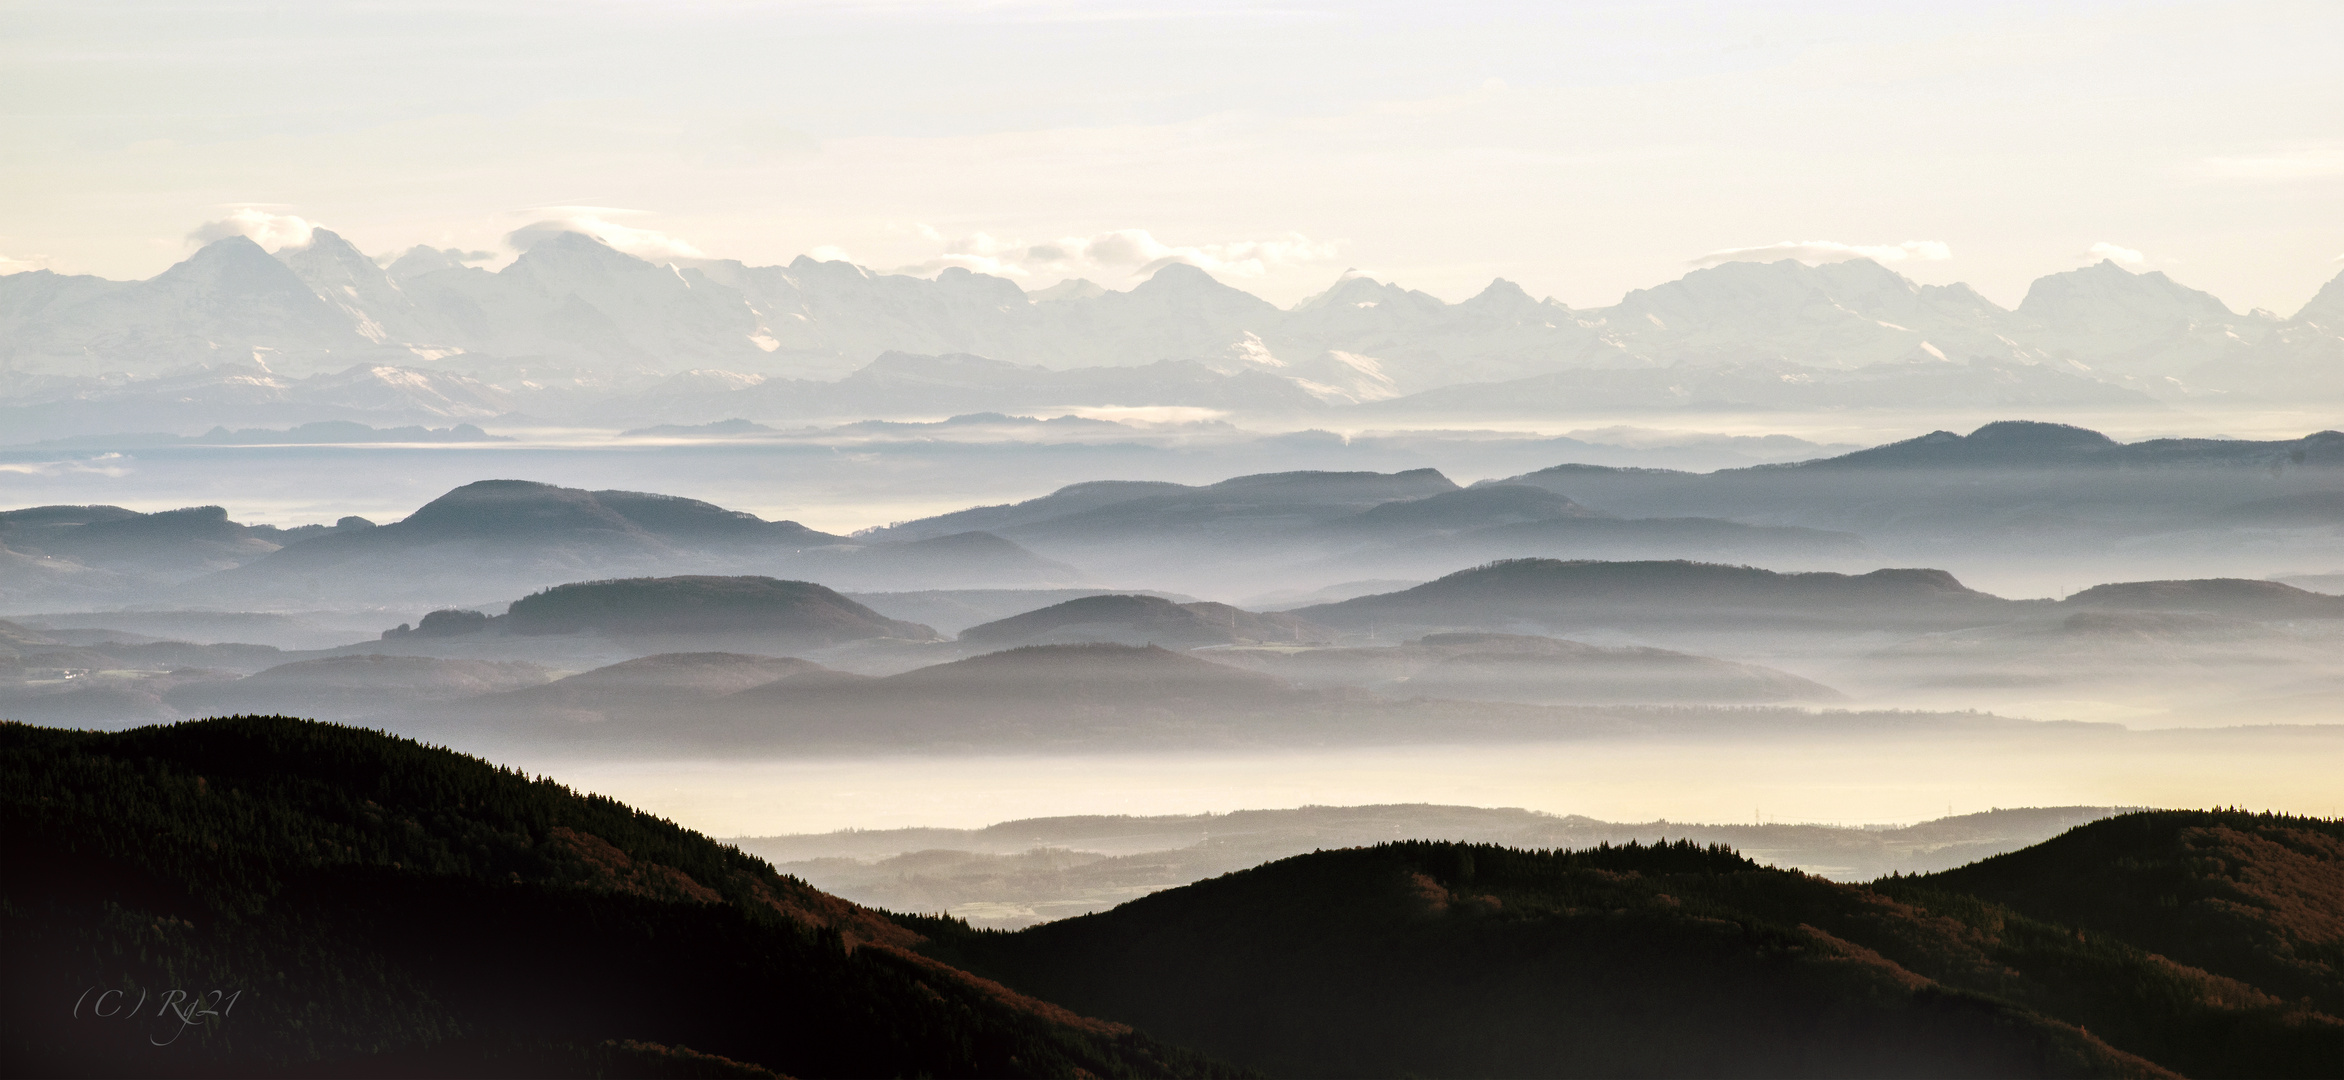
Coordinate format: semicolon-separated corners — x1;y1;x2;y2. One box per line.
2061;578;2344;618
1762;421;2344;471
242;480;843;572
959;594;1334;648
927;834;2344;1078
503;575;940;641
1801;420;2120;468
1;716;1236;1077
1915;809;2344;1014
1296;558;2006;632
1338;484;1602;529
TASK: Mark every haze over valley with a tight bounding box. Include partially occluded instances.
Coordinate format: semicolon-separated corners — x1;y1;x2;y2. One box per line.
7;1;2342;1071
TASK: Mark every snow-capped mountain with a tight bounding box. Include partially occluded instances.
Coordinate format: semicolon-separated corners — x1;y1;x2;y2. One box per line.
3;229;2337;428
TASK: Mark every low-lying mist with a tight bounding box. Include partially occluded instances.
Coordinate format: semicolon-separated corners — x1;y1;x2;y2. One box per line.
515;727;2344;839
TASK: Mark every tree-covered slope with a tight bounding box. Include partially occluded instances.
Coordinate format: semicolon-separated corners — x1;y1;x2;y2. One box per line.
928;829;2344;1079
0;716;1235;1078
1912;810;2344;1015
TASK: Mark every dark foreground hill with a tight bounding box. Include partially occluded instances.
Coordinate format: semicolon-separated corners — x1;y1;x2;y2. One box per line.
0;717;1233;1078
1917;810;2344;1015
934;815;2344;1079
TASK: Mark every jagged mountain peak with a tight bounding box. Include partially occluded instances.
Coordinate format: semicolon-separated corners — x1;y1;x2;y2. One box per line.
154;235;313;291
503;229;660;277
1461;277;1541;310
1130;260;1265;302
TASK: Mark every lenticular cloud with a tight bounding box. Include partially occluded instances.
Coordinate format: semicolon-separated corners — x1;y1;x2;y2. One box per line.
1689;240;1952;267
893;225;1339;281
186;207;321;250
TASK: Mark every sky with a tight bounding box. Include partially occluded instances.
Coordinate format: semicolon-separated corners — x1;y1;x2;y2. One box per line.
1;0;2339;310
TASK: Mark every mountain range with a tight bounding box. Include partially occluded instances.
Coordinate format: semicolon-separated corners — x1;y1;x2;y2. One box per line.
7;230;2340;437
8;419;2339;609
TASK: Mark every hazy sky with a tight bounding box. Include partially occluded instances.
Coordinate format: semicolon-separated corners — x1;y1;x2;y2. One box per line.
2;0;2338;310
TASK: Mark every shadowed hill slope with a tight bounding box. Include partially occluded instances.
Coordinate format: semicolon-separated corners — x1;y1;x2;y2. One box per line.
934;820;2344;1078
398;652;834;734
1208;632;1841;705
162;654;553;720
500;575;940;642
960;594;1334;649
242;480;843;573
685;644;1315;750
1295;558;2023;633
1915;810;2344;1015
873;469;1461;545
2060;578;2344;619
0;716;1236;1078
175;481;853;605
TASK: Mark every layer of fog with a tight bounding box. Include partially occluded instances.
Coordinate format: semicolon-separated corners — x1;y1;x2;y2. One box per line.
514;728;2344;839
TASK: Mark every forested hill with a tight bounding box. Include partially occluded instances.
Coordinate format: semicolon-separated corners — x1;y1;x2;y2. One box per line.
1914;809;2344;1015
0;717;1237;1078
925;819;2344;1079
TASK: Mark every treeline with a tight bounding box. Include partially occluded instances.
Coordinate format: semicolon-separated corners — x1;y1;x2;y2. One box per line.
0;716;1240;1078
923;820;2344;1079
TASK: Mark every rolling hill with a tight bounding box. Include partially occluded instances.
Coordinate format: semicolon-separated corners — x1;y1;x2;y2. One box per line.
958;594;1334;649
933;814;2344;1078
161;654;553;721
0;716;1232;1077
1916;811;2344;1015
2060;578;2344;619
13;714;2334;1076
497;575;939;643
1293;558;2026;635
1206;632;1842;705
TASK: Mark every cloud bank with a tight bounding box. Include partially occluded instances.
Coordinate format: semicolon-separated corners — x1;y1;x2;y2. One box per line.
186;208;320;250
507;207;706;260
889;226;1339;282
1690;240;1953;268
2085;242;2145;266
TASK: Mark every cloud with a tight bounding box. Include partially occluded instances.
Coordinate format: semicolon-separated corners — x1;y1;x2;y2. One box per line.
889;226;1339;282
0;453;130;477
0;251;49;275
186;207;319;249
1689;240;1952;267
2084;242;2145;266
506;206;705;260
